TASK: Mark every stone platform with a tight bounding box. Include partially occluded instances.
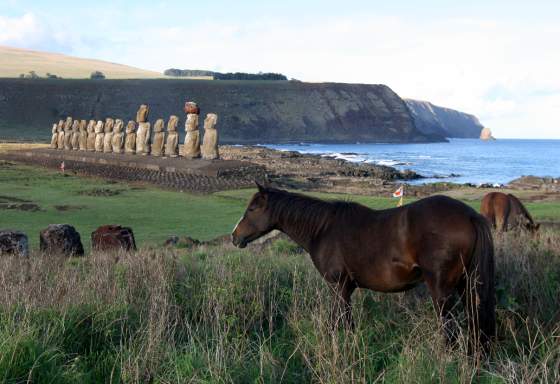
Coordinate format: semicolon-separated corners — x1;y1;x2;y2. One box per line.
2;148;266;193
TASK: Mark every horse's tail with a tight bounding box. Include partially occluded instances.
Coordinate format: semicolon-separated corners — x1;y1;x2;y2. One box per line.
468;214;496;353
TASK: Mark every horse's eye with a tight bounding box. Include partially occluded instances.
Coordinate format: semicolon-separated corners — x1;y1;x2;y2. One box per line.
248;207;256;212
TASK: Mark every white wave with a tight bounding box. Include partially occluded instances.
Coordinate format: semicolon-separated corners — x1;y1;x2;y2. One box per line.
321;153;367;162
368;159;413;167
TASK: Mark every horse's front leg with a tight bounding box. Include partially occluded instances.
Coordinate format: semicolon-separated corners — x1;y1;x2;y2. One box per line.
329;276;357;329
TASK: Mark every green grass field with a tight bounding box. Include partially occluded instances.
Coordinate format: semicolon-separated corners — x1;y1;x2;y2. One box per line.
1;164;559;382
0;164;399;250
1;164;558;251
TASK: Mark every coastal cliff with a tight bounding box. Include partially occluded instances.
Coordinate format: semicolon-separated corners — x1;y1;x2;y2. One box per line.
405;99;484;138
0;79;444;143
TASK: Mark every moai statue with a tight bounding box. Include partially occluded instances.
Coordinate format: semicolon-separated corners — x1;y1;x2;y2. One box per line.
57;120;65;150
151;118;165;156
70;120;80;150
94;120;105;152
136;105;151;155
164;115;179;157
86;120;96;151
136;104;149;123
111;119;125;153
63;117;73;150
124;121;137;155
183;102;200;159
50;123;58;149
78;120;88;151
183;114;200;158
201;113;219;160
103;118;114;153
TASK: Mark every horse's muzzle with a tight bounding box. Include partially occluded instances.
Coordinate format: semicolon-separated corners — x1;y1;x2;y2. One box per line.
231;234;247;248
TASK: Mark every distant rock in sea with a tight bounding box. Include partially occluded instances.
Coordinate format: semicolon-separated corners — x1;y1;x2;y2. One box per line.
405;99;484;138
480;127;495;140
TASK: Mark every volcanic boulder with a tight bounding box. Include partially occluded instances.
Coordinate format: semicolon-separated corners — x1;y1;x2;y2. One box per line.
91;225;136;251
39;224;84;256
0;230;29;257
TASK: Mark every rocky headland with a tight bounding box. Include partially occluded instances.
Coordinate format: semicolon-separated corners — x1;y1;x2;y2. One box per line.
405;99;485;138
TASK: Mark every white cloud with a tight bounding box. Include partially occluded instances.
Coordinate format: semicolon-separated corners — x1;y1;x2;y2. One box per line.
0;12;75;52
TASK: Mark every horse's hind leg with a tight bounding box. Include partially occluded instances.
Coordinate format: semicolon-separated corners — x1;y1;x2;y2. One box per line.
425;273;460;346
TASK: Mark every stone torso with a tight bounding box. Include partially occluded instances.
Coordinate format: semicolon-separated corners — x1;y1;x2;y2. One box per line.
124;121;137;154
103;118;115;153
94;121;105;152
165;115;179;157
151;119;165;156
111;119;125;153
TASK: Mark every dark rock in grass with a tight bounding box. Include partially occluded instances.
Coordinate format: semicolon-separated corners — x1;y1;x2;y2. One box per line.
164;235;179;246
164;235;200;248
91;225;136;252
0;230;29;257
0;202;41;211
39;224;84;256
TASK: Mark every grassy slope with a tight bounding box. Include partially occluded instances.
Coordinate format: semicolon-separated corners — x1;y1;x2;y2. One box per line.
1;164;559;251
0;45;163;79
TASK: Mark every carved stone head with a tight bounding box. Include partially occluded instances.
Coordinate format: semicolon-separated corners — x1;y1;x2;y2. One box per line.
154;118;165;132
136;104;149;123
114;119;124;133
167;115;179;132
126;121;136;134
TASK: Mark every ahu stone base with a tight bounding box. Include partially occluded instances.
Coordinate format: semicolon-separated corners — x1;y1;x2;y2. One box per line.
2;148;266;193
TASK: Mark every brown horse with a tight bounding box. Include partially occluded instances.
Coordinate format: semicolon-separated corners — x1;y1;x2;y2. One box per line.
232;185;496;352
480;192;539;233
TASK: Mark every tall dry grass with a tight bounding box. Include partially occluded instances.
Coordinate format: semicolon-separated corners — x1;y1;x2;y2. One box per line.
0;230;558;383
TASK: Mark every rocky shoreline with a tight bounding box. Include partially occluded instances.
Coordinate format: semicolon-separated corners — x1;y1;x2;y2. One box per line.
220;145;560;199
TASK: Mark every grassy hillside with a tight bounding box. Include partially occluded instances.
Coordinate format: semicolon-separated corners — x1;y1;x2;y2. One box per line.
0;45;163;79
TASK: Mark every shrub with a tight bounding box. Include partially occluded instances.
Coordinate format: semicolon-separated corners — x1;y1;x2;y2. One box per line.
90;71;106;80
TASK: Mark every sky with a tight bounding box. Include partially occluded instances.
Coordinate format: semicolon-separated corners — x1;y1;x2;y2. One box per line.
1;0;559;139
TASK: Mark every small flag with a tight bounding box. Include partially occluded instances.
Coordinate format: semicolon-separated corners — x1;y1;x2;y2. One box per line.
393;185;404;207
60;161;65;173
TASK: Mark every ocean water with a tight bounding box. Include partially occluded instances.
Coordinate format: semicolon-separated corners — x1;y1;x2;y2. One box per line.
264;139;560;185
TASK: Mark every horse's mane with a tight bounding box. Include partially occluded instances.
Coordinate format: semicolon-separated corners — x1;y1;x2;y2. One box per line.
507;194;535;225
266;188;367;239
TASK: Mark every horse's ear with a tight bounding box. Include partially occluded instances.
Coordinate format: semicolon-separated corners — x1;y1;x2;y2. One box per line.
255;181;266;193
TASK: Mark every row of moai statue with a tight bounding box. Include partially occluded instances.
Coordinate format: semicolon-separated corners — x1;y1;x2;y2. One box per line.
49;102;219;159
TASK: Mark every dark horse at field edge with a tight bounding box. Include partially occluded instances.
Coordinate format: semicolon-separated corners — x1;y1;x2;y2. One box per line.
232;185;496;352
480;192;539;233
